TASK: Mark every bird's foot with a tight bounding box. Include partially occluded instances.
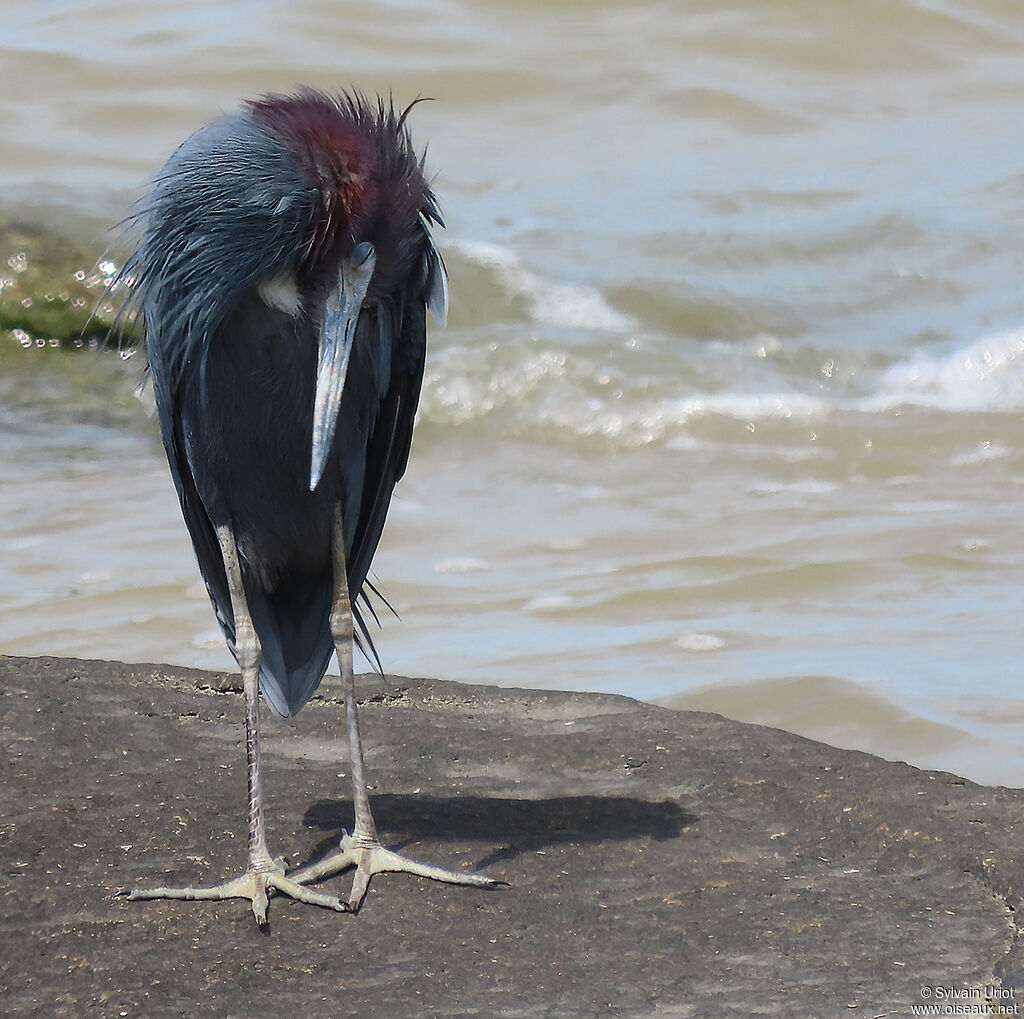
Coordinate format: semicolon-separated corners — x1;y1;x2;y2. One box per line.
287;830;501;911
127;856;348;924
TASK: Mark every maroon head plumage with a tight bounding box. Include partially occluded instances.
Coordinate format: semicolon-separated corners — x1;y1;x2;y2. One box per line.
212;89;448;491
246;89;440;309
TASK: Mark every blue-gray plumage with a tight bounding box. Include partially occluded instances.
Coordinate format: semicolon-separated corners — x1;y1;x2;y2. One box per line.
121;89;496;923
126;92;443;717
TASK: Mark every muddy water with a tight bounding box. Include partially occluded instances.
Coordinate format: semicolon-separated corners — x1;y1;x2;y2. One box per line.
1;0;1023;784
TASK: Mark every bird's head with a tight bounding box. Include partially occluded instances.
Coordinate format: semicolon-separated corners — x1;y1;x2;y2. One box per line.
124;89;445;493
246;90;431;304
244;89;445;489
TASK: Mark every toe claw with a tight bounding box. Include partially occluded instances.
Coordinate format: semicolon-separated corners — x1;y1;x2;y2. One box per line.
252;884;269;924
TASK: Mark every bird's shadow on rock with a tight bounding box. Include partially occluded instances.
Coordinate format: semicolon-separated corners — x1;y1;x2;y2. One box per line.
301;794;696;870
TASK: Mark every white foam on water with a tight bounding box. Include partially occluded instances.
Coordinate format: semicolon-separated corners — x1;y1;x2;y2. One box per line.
192;628;225;650
958;537;992;552
425;364;832;443
950;442;1010;466
748;479;838;497
525;593;575;612
77;570;113;585
451;239;636;333
666;434;701;452
424;345;570;425
689;392;829;421
862;329;1024;413
433;556;492;575
676;633;725;652
532;390;829;446
788;480;840;494
548;537;585;551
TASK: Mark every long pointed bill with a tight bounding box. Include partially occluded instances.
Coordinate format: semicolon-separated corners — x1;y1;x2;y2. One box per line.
309;242;376;491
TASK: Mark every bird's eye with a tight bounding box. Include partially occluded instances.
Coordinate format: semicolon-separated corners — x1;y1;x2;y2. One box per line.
352;241;374;267
350;240;374;266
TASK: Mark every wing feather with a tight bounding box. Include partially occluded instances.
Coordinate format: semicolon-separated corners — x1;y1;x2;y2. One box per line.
345;229;438;656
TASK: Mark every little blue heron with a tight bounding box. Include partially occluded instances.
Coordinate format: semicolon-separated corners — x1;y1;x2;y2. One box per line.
120;88;496;923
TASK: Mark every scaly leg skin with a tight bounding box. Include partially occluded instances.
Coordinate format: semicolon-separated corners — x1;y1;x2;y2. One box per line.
286;504;500;911
128;522;346;923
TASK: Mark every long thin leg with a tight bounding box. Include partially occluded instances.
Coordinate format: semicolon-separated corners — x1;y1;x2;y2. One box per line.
287;504;499;909
128;522;346;923
232;524;275;880
333;516;377;846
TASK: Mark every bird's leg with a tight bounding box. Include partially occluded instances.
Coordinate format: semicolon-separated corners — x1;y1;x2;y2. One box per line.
286;504;499;910
128;522;346;923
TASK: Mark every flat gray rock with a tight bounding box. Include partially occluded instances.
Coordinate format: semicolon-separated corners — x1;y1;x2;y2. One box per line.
2;655;1023;1017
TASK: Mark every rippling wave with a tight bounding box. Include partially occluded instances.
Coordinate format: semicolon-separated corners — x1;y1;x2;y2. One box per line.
418;243;1024;449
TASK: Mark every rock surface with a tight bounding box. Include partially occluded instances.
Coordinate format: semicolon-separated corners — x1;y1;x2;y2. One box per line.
2;655;1024;1017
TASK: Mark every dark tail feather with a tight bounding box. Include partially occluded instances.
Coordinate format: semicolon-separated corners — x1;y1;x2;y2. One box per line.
244;573;333;717
241;574;391;717
353;598;384;675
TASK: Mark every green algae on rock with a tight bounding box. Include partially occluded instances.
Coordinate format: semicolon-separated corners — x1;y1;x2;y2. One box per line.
0;221;147;426
0;220;139;349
